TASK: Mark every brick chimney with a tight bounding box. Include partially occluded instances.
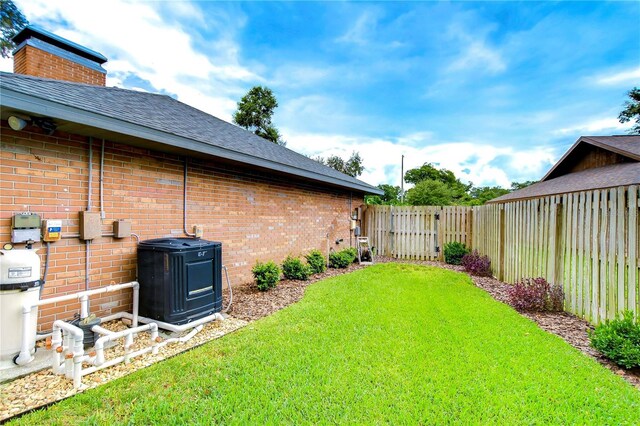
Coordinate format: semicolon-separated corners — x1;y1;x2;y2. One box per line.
12;25;107;86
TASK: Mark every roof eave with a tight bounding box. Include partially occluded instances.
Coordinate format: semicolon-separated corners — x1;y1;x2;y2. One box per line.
1;87;383;196
541;135;640;181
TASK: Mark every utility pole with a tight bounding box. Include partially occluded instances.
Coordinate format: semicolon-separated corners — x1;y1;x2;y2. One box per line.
401;154;404;203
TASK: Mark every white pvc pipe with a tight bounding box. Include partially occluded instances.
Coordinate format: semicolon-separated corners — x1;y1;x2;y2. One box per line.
94;323;158;366
16;281;139;366
121;311;223;333
52;320;84;388
158;325;203;349
91;325;115;336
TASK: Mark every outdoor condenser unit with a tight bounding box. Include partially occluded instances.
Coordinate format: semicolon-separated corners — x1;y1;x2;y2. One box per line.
137;238;222;325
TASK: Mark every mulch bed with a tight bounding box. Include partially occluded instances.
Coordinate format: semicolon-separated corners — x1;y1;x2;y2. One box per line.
230;257;640;390
226;262;368;321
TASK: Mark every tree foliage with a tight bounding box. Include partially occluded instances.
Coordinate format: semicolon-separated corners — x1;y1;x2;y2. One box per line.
233;86;286;146
316;151;364;177
365;184;402;205
467;186;510;205
405;179;456;206
0;0;28;58
618;87;640;135
404;163;471;205
510;180;537;191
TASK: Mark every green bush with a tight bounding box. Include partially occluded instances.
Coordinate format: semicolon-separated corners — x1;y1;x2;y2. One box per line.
443;241;470;265
282;256;312;281
344;247;358;263
305;250;327;274
590;310;640;369
329;250;352;268
252;261;281;291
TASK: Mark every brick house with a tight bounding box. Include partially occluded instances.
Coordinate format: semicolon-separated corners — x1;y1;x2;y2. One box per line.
0;26;381;330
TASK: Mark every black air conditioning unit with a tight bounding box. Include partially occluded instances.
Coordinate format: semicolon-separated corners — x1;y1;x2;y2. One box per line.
137;238;222;325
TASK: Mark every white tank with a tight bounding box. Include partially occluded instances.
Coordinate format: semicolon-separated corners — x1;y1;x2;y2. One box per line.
0;248;41;368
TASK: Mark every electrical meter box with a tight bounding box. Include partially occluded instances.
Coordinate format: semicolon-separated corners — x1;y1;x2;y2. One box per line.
12;213;41;229
11;213;41;243
42;219;62;242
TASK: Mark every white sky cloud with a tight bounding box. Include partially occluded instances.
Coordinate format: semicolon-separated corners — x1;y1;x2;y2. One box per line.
556;117;631;135
448;41;506;74
594;67;640;86
16;0;257;121
282;129;555;188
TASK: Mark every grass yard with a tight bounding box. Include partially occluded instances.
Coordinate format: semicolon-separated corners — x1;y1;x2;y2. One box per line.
11;264;640;424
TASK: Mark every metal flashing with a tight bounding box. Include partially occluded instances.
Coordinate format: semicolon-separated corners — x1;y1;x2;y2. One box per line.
14;39;107;74
12;25;107;64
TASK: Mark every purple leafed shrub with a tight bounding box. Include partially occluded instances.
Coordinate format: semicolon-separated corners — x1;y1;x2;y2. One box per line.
508;277;564;312
461;250;492;277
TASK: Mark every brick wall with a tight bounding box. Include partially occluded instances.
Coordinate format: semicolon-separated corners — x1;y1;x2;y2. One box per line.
13;45;106;86
1;122;361;330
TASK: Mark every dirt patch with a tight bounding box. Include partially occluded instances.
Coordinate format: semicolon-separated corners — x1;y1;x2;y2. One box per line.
377;256;640;390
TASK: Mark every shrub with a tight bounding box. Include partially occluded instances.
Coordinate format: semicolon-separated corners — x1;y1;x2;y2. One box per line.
461;250;492;277
305;250;327;274
507;277;564;312
329;250;352;268
282;256;311;281
252;261;280;291
590;311;640;369
343;247;358;263
443;241;469;265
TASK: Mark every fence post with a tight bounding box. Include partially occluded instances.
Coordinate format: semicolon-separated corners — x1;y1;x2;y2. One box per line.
498;206;505;282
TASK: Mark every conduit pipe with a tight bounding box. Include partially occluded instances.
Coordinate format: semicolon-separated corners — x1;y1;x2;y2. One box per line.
183;157;196;237
15;281;139;365
100;139;105;219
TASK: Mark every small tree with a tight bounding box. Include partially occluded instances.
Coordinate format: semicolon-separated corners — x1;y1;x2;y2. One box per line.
233;86;286;146
618;87;640;135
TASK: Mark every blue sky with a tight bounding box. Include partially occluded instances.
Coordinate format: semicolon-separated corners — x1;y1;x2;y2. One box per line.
5;1;639;188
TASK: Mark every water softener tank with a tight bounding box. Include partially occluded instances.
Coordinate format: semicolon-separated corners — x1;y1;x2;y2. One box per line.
0;248;41;368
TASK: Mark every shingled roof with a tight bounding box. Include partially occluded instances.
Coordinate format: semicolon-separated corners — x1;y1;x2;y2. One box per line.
0;72;382;195
490;135;640;203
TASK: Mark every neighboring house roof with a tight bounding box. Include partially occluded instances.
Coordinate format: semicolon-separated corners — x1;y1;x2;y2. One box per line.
542;135;640;181
489;162;640;203
489;135;640;203
0;72;382;195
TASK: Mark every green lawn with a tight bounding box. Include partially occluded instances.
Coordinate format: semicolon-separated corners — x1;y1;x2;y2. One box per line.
12;264;640;425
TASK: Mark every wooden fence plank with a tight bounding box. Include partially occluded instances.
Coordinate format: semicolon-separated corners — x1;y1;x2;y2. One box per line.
629;186;638;316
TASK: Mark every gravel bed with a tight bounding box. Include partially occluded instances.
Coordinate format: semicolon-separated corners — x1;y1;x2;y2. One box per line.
0;317;247;421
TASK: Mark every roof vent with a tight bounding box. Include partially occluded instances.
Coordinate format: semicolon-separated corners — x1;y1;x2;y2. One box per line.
11;25;107;86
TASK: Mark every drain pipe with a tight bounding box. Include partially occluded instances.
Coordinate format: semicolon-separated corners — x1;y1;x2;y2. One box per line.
183;157;195;237
349;192;353;247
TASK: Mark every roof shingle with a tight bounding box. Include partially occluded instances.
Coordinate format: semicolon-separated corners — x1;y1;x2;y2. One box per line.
0;72;381;194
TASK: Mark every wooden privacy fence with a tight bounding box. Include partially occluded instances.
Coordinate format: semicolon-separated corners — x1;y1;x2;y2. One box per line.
363;205;472;260
363;185;639;323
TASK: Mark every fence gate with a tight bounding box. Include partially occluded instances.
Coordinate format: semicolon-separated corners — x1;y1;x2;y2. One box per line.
363;206;472;260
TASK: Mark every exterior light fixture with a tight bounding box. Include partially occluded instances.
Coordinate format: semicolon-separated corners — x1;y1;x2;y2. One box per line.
8;115;27;131
32;117;57;135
